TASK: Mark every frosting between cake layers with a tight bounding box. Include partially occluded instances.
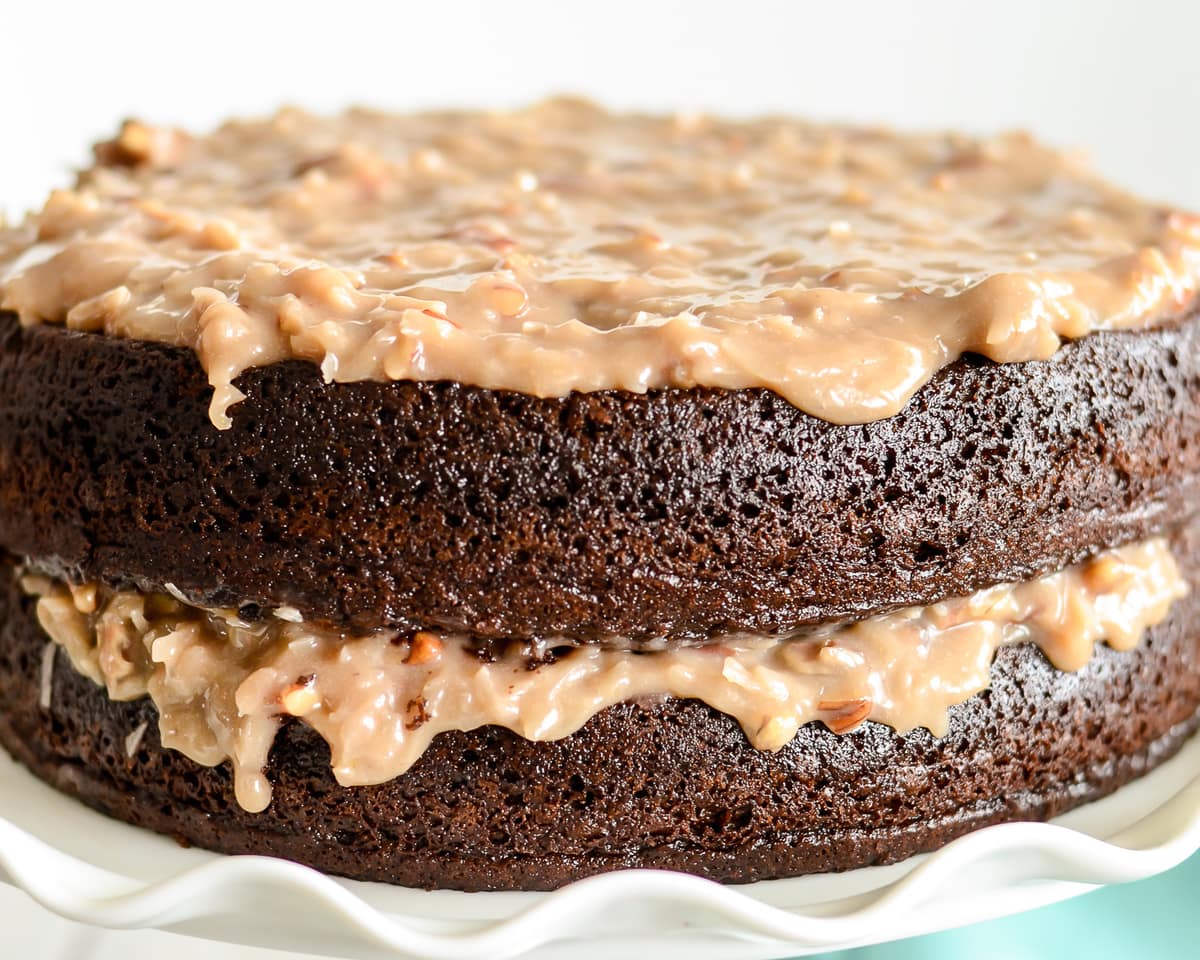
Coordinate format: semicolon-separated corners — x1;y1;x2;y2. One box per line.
1;100;1198;429
22;536;1187;813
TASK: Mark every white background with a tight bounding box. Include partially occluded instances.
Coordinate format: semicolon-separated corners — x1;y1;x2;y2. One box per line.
0;0;1197;956
2;0;1198;218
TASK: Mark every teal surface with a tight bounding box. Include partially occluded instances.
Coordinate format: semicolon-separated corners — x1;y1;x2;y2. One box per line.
808;850;1200;959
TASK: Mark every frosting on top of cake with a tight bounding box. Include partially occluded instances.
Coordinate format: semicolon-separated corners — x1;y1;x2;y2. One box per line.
1;99;1197;427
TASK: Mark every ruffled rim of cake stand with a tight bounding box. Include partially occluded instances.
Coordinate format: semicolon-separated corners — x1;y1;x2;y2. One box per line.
2;728;1200;960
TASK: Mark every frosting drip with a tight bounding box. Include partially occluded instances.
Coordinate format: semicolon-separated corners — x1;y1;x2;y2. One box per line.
23;537;1186;813
1;100;1197;428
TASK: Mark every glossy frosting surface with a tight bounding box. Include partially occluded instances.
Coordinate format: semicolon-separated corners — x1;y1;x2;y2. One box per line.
2;100;1197;427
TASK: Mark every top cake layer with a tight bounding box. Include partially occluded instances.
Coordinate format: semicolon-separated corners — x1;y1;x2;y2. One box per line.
1;99;1197;428
1;311;1198;641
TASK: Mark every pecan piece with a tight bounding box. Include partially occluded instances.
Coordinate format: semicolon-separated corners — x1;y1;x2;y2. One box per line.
817;697;872;734
405;631;443;665
404;696;431;731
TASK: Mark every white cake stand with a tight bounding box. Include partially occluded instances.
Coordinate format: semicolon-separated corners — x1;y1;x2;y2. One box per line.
3;727;1200;960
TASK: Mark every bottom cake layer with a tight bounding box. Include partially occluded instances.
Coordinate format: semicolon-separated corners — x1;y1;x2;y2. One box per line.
1;541;1199;891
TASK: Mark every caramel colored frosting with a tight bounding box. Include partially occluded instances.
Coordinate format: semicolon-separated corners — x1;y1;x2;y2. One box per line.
23;537;1186;813
1;100;1197;428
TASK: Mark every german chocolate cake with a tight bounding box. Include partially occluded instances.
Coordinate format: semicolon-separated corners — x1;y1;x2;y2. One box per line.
0;100;1197;890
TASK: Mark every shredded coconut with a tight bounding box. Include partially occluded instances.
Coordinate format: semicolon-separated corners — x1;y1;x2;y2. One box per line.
124;721;148;758
38;642;55;711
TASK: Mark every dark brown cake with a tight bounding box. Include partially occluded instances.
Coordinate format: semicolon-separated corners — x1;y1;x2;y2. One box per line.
0;309;1197;888
2;533;1199;891
1;104;1199;893
1;310;1197;643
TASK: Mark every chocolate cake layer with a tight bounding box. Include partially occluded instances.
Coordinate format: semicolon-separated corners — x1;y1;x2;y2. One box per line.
1;310;1197;642
2;518;1198;891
